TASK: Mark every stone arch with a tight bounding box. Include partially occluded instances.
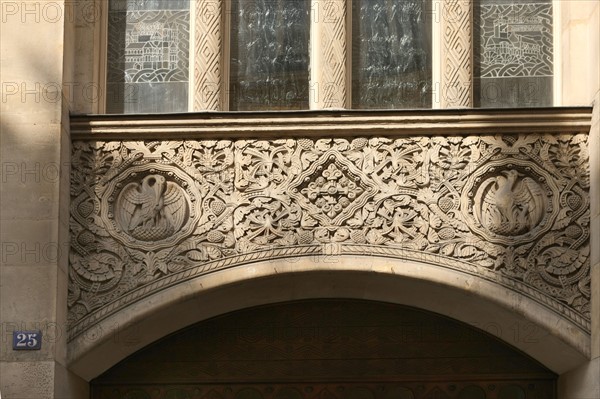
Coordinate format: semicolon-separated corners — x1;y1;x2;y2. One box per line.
67;255;590;381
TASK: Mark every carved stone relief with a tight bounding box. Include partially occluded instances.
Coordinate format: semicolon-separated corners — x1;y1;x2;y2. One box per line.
441;0;473;107
194;0;223;111
69;134;590;339
93;382;549;399
311;0;348;108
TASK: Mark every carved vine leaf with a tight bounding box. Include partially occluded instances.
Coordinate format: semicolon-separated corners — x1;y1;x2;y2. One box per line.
68;134;592;338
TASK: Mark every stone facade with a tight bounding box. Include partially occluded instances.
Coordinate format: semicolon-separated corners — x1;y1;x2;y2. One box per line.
68;118;592;342
0;1;599;398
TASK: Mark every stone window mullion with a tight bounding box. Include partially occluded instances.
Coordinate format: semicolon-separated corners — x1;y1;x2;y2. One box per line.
440;0;474;108
193;0;225;111
310;0;350;109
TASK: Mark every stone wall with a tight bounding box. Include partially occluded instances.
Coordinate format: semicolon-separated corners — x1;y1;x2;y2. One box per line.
0;1;88;397
556;1;600;397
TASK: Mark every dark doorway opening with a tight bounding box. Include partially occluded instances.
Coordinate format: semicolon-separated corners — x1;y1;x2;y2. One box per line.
91;300;556;398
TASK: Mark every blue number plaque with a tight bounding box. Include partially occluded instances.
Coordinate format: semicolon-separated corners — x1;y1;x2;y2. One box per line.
13;331;42;350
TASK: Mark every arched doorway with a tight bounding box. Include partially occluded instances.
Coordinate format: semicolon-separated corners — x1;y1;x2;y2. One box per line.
91;300;556;398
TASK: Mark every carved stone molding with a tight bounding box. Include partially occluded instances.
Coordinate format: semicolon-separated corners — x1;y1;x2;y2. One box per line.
70;108;594;139
310;0;348;109
194;0;223;111
441;0;473;108
69;115;591;340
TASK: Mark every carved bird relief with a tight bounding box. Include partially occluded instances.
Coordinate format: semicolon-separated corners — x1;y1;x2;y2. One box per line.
117;174;187;241
474;170;545;236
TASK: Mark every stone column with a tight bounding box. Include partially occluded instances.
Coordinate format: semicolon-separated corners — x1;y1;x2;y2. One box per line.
440;0;473;108
194;0;225;111
0;0;88;397
310;0;349;109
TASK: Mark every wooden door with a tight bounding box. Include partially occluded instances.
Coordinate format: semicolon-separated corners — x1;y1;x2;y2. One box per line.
91;300;556;398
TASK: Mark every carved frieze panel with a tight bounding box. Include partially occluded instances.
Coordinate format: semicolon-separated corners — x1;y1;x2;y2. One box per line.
69;134;590;339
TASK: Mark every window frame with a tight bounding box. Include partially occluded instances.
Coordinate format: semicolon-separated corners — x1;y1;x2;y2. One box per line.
97;0;560;113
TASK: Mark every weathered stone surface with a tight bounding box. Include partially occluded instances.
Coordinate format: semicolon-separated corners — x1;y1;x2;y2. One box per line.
0;361;55;399
558;356;600;398
68;133;591;340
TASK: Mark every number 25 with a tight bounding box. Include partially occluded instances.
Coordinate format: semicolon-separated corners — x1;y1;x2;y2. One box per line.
15;333;38;348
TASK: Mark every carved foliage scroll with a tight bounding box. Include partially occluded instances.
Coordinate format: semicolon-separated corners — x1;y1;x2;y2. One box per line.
69;134;590;339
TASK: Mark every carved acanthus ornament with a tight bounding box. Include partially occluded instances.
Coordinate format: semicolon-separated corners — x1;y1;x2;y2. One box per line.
69;133;590;339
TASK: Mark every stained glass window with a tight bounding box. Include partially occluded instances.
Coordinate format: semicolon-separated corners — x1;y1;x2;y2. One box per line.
474;0;553;107
104;0;555;112
106;0;190;113
352;0;432;109
229;0;310;111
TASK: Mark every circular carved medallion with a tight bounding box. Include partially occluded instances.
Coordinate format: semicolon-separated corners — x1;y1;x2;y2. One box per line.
461;161;559;244
473;169;545;236
115;174;189;242
100;165;202;250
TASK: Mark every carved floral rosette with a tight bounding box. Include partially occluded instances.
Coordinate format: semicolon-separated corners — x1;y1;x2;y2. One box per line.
68;134;591;340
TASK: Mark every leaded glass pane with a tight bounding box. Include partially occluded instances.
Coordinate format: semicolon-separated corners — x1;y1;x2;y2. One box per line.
107;0;190;113
474;0;553;107
352;0;432;109
230;0;310;111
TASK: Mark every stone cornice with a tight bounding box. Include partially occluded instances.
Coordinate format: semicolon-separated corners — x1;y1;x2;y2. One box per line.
70;107;593;139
